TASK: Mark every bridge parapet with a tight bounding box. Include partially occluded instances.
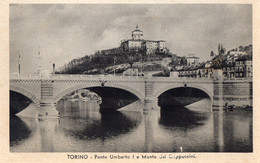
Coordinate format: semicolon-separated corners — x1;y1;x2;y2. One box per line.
150;77;213;82
11;74;215;82
11;74;146;81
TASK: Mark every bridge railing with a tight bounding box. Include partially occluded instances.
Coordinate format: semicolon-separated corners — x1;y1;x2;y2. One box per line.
150;77;214;82
222;78;252;82
10;74;214;81
11;74;250;82
10;74;146;81
51;74;146;80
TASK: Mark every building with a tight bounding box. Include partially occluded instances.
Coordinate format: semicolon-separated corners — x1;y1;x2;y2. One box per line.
229;48;246;56
141;40;166;55
131;25;143;40
222;58;252;79
174;45;253;80
186;54;199;66
226;54;235;64
245;60;253;78
120;25;167;54
177;66;198;78
121;40;142;52
234;58;253;78
210;51;217;59
227;47;247;63
222;62;236;78
197;63;206;78
123;68;139;76
101;25;167;56
120;25;144;51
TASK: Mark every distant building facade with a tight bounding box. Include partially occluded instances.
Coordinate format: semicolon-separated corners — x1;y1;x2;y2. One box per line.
120;25;167;54
101;25;167;55
171;45;252;80
186;54;199;66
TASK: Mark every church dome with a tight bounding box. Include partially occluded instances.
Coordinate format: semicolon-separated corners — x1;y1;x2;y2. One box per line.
132;25;143;40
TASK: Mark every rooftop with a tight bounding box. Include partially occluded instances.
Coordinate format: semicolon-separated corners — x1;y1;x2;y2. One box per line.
121;39;165;43
132;25;143;33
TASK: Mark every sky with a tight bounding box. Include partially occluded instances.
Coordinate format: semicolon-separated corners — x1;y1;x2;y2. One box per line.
9;4;252;76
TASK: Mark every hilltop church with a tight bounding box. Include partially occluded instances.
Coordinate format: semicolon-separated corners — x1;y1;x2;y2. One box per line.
102;25;167;55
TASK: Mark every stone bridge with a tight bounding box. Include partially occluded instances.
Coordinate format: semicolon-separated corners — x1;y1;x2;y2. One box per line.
10;75;214;116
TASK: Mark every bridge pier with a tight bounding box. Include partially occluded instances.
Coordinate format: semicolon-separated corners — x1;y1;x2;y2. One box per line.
144;98;160;111
38;106;59;118
37;99;59;118
212;80;224;112
38;80;59;118
144;80;160;111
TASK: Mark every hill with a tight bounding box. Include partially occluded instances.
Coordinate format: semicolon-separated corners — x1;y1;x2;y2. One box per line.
57;48;176;75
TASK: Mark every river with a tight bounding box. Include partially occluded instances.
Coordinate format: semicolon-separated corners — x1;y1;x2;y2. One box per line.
10;99;252;152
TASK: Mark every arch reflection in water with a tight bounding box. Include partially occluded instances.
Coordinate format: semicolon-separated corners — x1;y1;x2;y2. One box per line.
152;106;215;152
57;100;101;118
10;116;32;146
59;111;142;141
57;100;142;141
158;87;211;107
10;98;252;152
159;106;210;129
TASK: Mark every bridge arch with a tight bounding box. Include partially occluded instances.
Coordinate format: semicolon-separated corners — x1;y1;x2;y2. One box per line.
10;84;41;107
154;83;213;101
54;82;145;103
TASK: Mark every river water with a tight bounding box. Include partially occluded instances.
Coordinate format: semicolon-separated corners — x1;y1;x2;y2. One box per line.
10;99;252;152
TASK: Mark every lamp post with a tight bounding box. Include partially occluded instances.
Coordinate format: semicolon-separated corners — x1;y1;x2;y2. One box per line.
139;53;143;74
129;56;134;68
129;56;134;76
53;63;55;75
38;51;41;77
18;51;21;75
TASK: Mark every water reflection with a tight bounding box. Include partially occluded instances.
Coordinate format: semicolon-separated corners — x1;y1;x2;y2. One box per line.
59;111;142;141
222;110;252;152
10;116;32;146
37;118;60;152
213;111;224;152
56;100;142;140
10;99;252;152
159;106;210;129
143;111;158;152
57;100;100;118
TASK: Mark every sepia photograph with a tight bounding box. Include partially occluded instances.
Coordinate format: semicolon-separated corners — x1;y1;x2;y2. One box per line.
9;4;253;154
